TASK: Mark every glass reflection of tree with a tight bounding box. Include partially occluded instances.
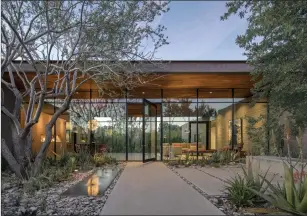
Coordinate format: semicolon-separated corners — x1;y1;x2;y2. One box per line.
163;99;217;144
128;117;143;153
69;99;126;152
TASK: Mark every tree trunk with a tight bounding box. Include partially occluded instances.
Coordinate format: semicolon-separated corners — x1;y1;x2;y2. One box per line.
32;124;53;176
10;121;25;166
1;139;27;179
33;97;71;176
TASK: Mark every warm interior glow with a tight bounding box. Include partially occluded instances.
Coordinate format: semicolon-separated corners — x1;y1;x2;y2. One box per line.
66;122;71;130
87;175;99;196
88;119;99;131
41;135;62;142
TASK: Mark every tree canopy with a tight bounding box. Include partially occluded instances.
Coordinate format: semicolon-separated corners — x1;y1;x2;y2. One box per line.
1;0;169;178
221;1;307;130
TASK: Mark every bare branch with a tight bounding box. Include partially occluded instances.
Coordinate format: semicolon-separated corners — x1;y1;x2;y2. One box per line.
1;106;21;135
21;92;45;139
1;13;45;90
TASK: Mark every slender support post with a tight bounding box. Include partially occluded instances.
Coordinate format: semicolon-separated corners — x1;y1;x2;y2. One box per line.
196;88;199;160
231;88;235;150
89;89;93;153
160;89;163;161
267;92;270;154
53;97;56;159
125;89;128;161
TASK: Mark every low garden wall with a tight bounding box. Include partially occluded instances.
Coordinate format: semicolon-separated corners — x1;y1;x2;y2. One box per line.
246;155;307;178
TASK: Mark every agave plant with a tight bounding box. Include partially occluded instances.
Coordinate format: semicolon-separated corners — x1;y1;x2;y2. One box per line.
224;158;273;206
250;162;307;215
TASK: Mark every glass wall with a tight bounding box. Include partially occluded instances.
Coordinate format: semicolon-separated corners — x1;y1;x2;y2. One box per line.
40;88;268;160
162;89;196;159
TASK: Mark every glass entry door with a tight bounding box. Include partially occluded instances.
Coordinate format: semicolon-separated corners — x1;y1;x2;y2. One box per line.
142;99;157;162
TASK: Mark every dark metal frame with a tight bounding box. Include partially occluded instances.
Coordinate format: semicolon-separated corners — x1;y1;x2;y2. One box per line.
188;121;210;150
125;89;128;161
47;88;270;161
142;98;158;162
160;89;163;161
196;89;199;159
53;98;56;159
231;88;235;150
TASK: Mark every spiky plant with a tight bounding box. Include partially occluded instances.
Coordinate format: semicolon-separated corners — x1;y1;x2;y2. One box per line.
250;162;307;215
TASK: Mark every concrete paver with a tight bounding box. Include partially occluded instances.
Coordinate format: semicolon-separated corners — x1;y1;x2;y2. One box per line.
199;166;243;181
101;162;224;215
176;168;226;196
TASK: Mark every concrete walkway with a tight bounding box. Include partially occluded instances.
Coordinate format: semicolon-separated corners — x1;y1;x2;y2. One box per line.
176;168;226;196
101;162;224;215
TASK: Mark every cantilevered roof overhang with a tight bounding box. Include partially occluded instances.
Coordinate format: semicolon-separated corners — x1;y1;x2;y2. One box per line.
3;60;253;98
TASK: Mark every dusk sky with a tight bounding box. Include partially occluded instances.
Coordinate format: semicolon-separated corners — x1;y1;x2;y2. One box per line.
155;1;248;60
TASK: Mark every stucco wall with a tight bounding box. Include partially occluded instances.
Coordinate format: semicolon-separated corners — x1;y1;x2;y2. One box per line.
216;105;233;150
215;103;267;151
20;107;67;157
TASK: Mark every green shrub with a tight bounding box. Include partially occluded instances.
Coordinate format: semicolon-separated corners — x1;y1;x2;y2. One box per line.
75;149;93;170
168;160;179;166
44;156;57;167
219;150;240;165
211;152;220;163
184;160;191;167
58;151;70;167
225;174;256;206
178;158;185;166
185;152;190;163
93;153;106;167
103;155;117;164
23;175;52;194
200;157;208;167
66;156;77;172
52;168;72;182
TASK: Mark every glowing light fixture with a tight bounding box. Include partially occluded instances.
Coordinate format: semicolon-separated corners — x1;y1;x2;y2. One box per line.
88;119;98;131
40;135;61;142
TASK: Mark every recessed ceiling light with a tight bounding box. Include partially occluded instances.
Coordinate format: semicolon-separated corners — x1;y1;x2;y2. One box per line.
142;92;145;94
209;92;213;94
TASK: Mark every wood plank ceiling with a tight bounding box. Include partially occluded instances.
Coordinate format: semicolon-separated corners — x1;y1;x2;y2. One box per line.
5;61;255;117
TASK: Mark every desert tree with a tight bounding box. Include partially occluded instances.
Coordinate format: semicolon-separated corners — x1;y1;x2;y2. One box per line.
1;0;169;178
221;1;307;133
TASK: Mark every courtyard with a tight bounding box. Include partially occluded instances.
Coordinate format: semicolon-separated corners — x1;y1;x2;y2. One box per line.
1;157;292;215
2;1;307;216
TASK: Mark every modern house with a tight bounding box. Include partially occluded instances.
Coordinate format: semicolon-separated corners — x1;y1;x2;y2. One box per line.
2;61;271;162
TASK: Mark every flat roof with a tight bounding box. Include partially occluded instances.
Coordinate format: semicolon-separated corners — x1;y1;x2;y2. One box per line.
4;60;251;73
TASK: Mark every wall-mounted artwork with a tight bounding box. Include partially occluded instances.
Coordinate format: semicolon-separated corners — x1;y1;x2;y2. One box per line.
229;118;243;144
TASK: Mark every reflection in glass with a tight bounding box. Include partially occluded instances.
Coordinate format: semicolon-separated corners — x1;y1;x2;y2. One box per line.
87;175;99;196
49;88;268;161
